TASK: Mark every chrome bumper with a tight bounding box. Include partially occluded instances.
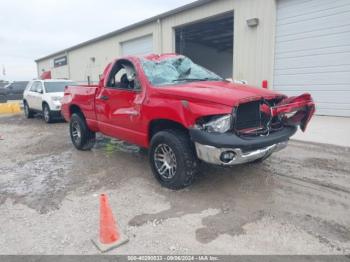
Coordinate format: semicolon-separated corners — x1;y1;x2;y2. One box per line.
195;141;288;166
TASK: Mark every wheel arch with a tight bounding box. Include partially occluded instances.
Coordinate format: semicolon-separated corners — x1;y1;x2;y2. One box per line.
69;104;84;118
42;101;49;109
148;119;189;142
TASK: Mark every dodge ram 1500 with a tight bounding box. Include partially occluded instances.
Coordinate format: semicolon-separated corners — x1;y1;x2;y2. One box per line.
61;54;315;189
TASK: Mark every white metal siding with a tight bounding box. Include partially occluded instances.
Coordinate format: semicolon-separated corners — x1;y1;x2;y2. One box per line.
161;0;277;86
274;0;350;117
121;35;153;56
37;0;277;87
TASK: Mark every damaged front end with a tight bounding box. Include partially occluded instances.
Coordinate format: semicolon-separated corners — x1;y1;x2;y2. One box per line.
190;93;315;166
233;93;315;137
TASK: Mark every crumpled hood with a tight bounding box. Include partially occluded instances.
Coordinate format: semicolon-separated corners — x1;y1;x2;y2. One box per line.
155;81;284;106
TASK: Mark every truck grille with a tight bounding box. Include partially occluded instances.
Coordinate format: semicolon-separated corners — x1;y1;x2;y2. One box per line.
235;101;261;131
234;99;283;136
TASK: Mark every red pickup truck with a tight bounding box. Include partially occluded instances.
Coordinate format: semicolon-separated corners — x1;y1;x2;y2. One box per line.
61;54;315;189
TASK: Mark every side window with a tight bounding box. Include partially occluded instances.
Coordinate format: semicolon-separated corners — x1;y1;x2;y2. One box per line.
107;61;140;91
29;82;38;92
12;83;21;91
14;82;27;91
12;83;19;90
29;82;43;93
37;82;44;93
115;68;128;85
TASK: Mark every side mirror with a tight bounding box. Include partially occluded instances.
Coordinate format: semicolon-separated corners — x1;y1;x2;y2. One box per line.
37;88;43;94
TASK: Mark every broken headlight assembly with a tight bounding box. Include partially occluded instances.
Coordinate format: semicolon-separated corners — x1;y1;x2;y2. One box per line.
196;114;233;133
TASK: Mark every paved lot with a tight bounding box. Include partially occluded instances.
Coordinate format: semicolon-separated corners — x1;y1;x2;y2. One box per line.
0;114;349;255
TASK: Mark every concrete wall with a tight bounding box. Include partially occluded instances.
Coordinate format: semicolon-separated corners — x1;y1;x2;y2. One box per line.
38;23;157;84
37;0;277;87
161;0;276;86
37;59;52;76
37;53;70;80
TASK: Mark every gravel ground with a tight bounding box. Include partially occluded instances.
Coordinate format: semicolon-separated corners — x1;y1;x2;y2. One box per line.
0;114;349;255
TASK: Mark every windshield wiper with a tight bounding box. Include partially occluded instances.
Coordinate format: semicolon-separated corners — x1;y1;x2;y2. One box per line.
172;78;221;82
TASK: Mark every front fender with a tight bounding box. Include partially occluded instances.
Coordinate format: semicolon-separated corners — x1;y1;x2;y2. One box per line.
145;98;232;129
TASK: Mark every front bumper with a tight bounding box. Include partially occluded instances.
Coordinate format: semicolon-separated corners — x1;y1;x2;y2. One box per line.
50;110;63;119
190;126;297;166
51;101;62;111
195;141;288;166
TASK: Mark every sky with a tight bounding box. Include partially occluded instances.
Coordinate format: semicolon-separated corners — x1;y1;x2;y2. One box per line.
0;0;195;81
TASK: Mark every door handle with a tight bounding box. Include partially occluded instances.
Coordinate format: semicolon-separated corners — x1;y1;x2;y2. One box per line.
100;95;109;101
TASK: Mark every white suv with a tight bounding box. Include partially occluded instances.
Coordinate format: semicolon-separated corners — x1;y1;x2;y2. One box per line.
23;79;76;123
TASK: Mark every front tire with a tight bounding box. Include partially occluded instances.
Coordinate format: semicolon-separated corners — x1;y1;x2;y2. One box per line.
24;101;34;118
69;113;96;151
43;103;53;123
149;130;199;190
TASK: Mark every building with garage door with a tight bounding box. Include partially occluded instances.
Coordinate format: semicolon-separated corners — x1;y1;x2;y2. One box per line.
35;0;350;117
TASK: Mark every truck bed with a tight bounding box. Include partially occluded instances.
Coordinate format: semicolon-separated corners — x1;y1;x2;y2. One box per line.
61;85;99;122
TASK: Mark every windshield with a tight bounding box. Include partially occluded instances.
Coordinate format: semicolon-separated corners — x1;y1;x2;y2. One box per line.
141;57;223;86
44;82;77;93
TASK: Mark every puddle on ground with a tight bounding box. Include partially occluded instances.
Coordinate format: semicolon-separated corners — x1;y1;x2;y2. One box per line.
128;163;276;243
128;155;350;246
94;135;141;156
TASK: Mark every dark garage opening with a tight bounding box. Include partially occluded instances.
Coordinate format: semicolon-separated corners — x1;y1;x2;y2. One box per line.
175;12;234;79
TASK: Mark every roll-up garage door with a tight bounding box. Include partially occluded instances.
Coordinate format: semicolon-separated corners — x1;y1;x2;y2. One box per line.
274;0;350;117
121;35;153;56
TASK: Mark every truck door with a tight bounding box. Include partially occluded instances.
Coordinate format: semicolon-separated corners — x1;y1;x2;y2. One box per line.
95;60;145;145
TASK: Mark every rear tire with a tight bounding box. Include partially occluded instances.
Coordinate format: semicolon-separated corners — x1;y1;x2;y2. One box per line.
149;130;199;190
70;113;96;151
24;101;34;118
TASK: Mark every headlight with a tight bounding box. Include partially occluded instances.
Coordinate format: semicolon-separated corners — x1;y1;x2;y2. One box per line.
199;114;232;133
51;96;62;102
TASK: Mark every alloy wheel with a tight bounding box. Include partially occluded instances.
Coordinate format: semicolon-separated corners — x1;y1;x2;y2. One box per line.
154;144;177;180
71;121;82;144
44;106;50;122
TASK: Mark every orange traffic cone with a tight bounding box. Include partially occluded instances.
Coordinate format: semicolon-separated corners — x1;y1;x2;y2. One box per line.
92;194;128;253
